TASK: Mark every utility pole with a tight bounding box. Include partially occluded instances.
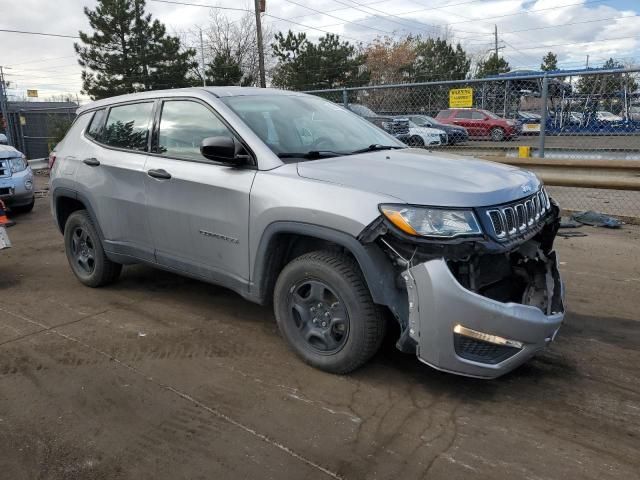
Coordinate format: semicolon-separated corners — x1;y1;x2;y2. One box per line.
199;28;206;87
585;55;589;69
254;0;266;88
494;24;499;58
0;66;13;146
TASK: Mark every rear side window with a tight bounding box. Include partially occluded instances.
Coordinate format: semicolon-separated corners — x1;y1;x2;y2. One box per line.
103;102;154;151
157;100;233;160
455;110;473;119
436;109;451;119
86;109;106;140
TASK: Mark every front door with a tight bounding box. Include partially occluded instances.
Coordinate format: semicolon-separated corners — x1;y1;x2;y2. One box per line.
143;99;256;287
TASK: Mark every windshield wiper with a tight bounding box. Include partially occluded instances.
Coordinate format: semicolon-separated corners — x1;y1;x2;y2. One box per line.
349;144;405;154
277;150;349;160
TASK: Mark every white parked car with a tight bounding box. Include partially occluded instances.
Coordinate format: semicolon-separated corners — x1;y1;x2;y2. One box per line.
407;121;448;147
595;111;623;123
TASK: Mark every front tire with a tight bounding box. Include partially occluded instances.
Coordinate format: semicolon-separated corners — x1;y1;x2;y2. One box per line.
408;135;425;147
11;196;35;214
274;251;385;374
490;127;505;141
64;210;122;287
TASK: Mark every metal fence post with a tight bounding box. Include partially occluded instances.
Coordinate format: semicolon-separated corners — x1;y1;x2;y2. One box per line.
538;74;549;158
342;87;348;108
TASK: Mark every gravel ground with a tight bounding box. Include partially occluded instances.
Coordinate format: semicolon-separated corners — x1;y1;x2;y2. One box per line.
0;177;639;479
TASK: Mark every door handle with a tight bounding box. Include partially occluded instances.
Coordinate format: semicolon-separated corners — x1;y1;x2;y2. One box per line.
83;157;100;166
147;168;172;180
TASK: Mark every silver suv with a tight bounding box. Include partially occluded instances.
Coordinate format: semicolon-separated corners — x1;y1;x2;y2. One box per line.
50;88;564;379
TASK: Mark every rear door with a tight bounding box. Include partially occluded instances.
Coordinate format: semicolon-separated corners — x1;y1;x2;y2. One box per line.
76;102;155;261
451;110;476;134
143;98;256;286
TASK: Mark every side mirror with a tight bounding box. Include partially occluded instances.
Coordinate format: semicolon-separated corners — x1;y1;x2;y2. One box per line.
200;136;247;165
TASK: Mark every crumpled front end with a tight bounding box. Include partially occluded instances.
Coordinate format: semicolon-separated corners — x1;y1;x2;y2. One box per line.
360;189;565;379
403;246;563;378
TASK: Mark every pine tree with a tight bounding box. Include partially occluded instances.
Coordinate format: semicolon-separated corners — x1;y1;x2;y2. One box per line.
576;58;637;95
413;37;470;82
540;51;558;72
206;50;244;86
271;31;367;90
75;0;198;99
476;53;510;78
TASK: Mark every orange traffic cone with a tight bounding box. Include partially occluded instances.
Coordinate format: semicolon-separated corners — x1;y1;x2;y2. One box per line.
0;199;15;228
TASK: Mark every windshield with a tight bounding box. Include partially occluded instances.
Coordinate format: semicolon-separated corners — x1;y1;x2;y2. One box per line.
348;104;378;117
222;94;403;159
482;110;501;119
410;115;437;126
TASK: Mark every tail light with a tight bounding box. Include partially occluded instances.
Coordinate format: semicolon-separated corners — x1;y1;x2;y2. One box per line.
48;153;57;170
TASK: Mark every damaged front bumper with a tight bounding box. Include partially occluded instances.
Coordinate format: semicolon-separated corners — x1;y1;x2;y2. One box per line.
403;251;564;379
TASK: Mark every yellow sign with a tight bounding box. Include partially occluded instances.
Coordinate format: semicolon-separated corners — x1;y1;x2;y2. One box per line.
27;89;38;98
449;88;473;108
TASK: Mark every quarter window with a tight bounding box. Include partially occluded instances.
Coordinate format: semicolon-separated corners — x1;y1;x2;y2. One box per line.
103;102;153;151
471;111;486;120
157;100;233;160
86;109;106;140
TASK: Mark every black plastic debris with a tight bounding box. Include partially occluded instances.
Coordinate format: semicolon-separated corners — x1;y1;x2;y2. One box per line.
557;231;588;238
571;211;623;229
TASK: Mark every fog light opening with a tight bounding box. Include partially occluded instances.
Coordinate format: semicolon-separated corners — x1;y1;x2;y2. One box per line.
453;324;523;349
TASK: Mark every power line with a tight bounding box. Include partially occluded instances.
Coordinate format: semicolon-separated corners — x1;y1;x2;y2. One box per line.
0;28;79;39
282;0;393;35
148;0;251;13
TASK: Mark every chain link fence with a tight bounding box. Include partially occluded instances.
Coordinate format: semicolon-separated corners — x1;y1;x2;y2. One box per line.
304;67;640;220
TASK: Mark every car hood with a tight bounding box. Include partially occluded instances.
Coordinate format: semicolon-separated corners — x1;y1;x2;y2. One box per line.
0;145;22;159
296;149;540;207
409;126;444;135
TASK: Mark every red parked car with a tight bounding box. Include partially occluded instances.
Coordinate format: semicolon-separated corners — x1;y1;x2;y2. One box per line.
436;108;520;141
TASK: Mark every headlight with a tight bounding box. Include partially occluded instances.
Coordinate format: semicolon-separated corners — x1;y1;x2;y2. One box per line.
10;155;28;173
380;204;482;238
381;121;392;130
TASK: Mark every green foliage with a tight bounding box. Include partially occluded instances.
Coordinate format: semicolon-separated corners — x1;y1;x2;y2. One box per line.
75;0;198;99
576;58;637;95
413;37;470;82
206;49;244;86
476;53;510;78
271;30;368;90
540;52;558;72
47;115;74;151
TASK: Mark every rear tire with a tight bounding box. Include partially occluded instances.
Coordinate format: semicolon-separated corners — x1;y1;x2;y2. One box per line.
490;127;505;141
64;210;122;287
274;250;385;374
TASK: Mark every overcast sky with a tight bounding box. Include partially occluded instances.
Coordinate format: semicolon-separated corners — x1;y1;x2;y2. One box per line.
1;0;639;100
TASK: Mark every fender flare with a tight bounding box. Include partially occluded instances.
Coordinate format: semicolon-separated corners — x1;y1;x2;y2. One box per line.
251;221;406;320
52;187;105;241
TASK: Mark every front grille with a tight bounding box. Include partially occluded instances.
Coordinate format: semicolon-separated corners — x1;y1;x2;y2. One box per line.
391;119;409;135
454;334;520;364
486;188;551;240
0;187;12;196
0;161;9;178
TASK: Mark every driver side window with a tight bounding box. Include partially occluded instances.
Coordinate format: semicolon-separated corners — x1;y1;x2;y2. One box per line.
157;100;232;160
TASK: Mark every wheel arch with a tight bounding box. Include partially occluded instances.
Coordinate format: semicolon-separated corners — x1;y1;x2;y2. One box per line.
52;187;105;240
251;222;405;319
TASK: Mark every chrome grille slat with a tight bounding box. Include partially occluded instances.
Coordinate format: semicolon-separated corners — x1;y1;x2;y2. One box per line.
485;189;550;241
